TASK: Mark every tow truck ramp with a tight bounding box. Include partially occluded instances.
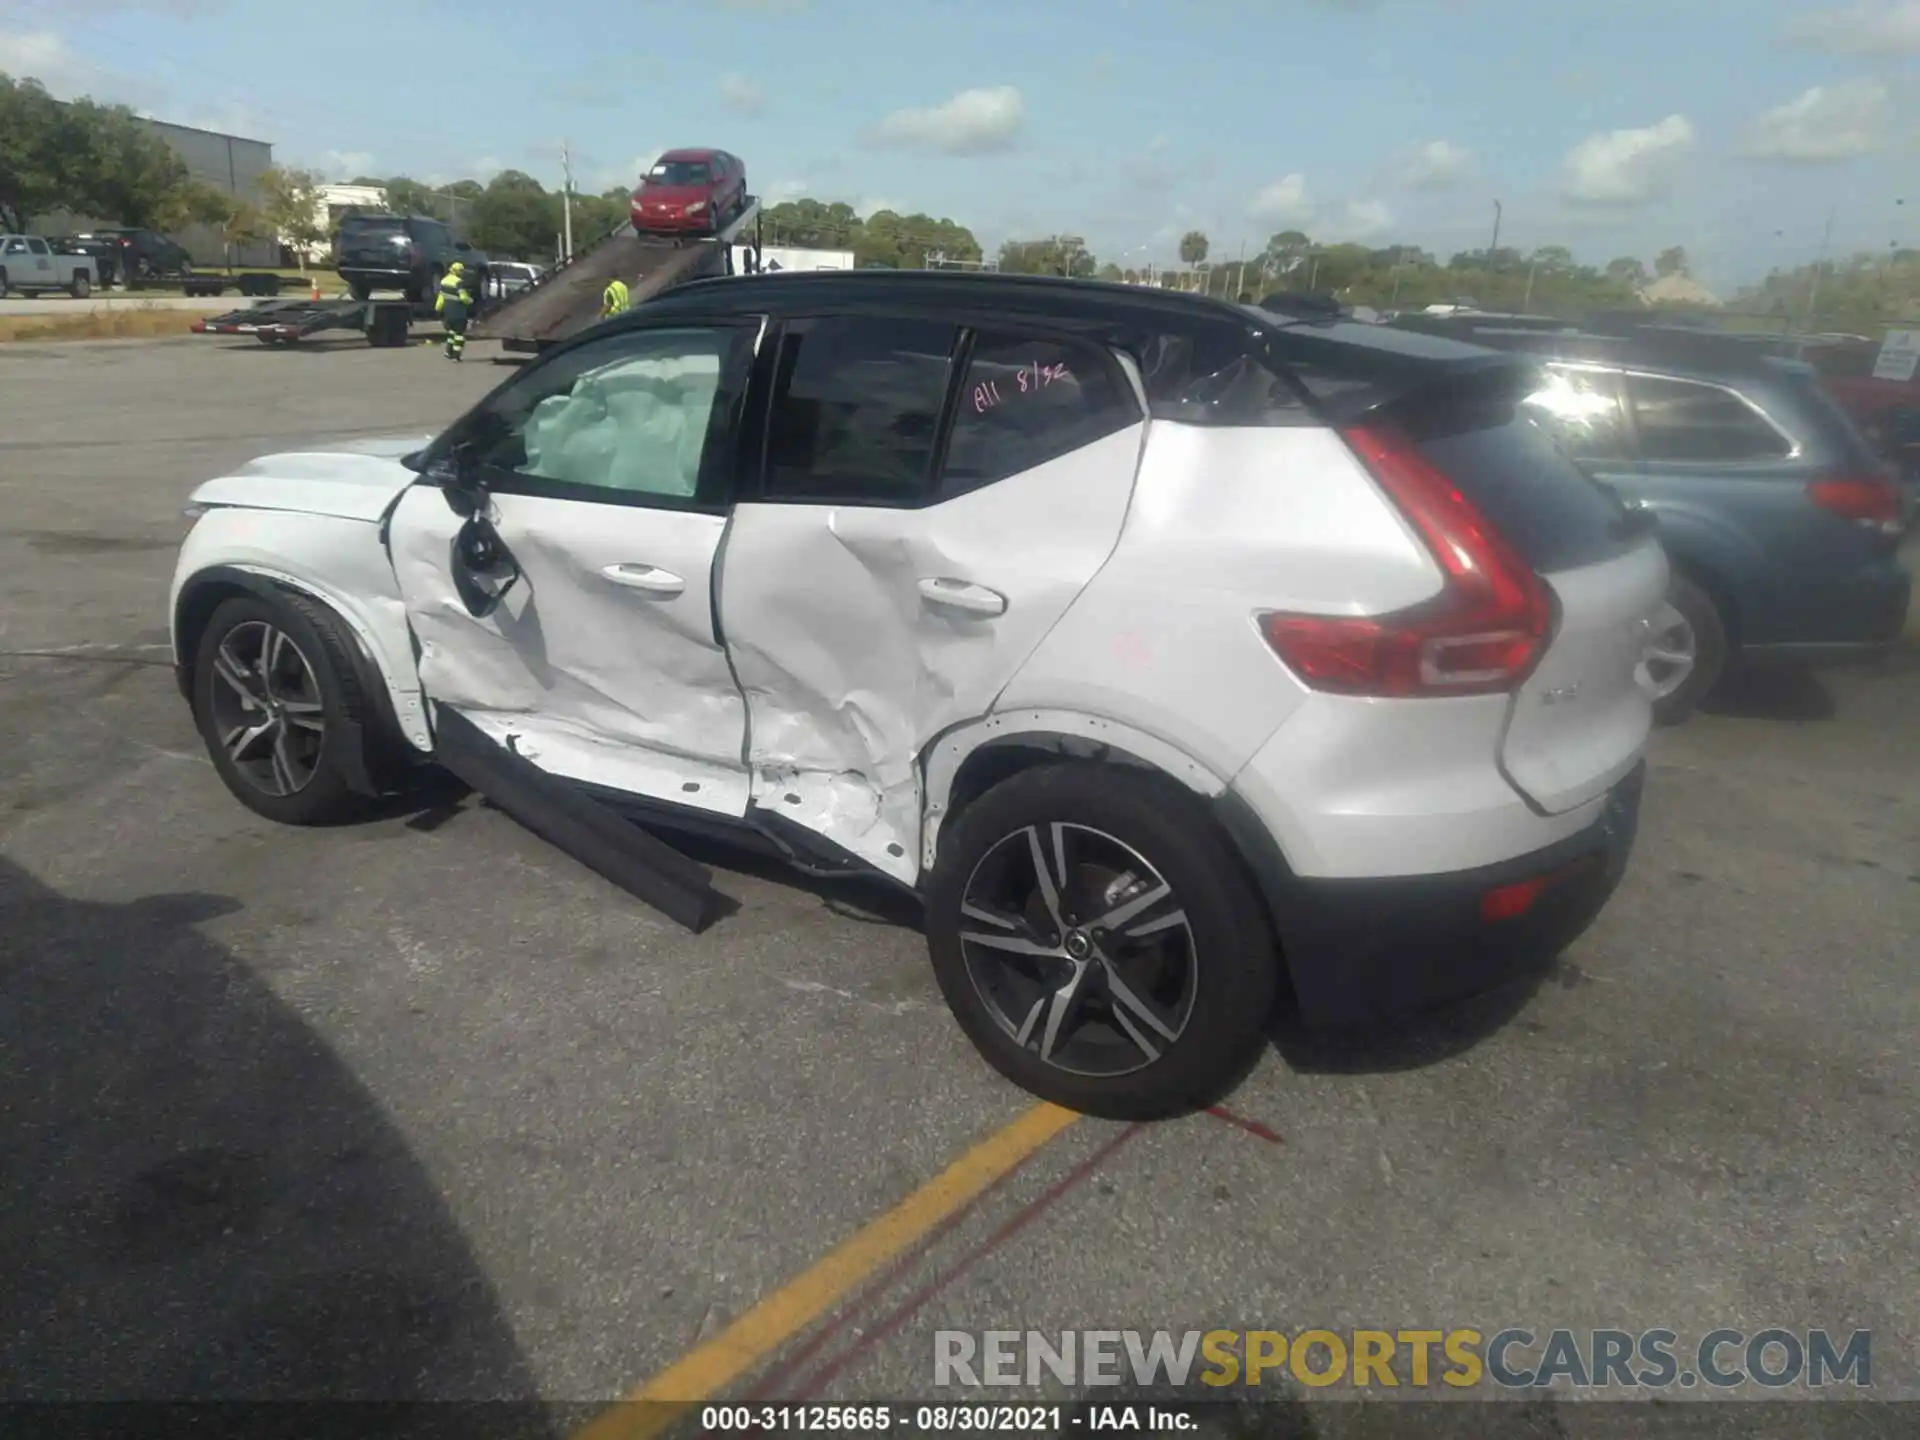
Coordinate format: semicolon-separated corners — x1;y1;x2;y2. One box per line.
472;199;764;354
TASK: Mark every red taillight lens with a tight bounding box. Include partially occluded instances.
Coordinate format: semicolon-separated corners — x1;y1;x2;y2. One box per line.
1258;423;1553;698
1808;474;1904;534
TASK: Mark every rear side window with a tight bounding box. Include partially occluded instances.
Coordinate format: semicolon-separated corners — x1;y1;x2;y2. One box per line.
1626;374;1792;462
1399;391;1635;574
762;316;959;505
941;332;1138;493
1521;366;1633;463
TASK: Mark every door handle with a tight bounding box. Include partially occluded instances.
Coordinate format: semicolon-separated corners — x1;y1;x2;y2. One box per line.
918;577;1007;617
600;563;685;595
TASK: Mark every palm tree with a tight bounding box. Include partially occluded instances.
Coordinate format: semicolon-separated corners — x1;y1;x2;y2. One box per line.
1179;230;1209;289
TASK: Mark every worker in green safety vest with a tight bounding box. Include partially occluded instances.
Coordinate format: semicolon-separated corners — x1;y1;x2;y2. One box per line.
435;262;476;361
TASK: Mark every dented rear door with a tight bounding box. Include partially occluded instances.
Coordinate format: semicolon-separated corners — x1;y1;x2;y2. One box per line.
386;321;760;816
716;316;1148;884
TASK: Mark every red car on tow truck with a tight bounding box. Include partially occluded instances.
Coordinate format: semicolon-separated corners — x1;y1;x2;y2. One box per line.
631;149;749;236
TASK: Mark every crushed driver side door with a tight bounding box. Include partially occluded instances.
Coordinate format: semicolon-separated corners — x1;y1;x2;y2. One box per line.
385;319;763;816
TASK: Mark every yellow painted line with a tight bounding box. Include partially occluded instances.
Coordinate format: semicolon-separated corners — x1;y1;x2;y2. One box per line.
572;1102;1081;1440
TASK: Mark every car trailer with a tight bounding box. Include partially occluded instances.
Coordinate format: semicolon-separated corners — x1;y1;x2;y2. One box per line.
190;297;421;348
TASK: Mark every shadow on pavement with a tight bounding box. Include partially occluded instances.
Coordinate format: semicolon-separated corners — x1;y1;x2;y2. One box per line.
1700;666;1837;722
0;858;557;1437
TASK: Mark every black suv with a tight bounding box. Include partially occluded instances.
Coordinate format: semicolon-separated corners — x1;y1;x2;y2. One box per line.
335;214;469;303
72;228;194;288
1394;312;1911;722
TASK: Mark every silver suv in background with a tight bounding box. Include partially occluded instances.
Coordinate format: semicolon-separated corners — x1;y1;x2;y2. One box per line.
1397;314;1912;722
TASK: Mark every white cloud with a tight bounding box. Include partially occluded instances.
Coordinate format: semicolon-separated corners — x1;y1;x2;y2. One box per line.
0;27;160;106
718;72;766;116
1744;80;1892;161
1396;139;1472;190
319;150;376;179
855;197;903;218
873;86;1024;155
767;178;811;201
1787;1;1920;53
1331;198;1393;240
1559;114;1695;207
1249;173;1316;226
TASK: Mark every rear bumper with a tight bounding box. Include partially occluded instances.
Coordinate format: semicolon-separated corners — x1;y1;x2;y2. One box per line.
1219;762;1645;1030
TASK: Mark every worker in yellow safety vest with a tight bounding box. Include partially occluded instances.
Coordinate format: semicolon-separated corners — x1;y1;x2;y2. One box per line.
602;276;632;318
434;261;476;361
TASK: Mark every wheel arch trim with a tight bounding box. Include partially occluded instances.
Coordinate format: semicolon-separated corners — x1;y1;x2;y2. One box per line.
173;563;428;754
920;709;1229;874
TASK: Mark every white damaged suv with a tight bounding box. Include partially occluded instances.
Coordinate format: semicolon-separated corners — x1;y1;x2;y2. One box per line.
170;274;1667;1118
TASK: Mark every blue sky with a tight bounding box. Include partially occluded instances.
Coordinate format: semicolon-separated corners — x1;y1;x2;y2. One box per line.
4;0;1917;289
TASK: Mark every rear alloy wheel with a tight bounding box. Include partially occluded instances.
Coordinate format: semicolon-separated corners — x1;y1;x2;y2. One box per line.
926;764;1278;1120
193;593;368;825
70;271;91;299
1646;573;1728;726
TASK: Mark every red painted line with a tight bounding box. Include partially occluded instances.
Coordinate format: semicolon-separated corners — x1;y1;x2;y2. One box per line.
737;1138;1048;1404
1205;1104;1284;1145
787;1124;1144;1400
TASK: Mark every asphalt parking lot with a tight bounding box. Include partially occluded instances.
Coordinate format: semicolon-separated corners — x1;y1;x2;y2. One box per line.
3;336;1917;1430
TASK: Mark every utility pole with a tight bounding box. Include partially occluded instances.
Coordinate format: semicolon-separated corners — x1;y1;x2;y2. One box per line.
1489;198;1502;262
1801;205;1836;336
560;141;575;263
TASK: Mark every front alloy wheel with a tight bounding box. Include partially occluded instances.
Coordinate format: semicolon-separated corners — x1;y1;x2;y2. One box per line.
959;824;1198;1077
206;619;327;798
192;592;370;825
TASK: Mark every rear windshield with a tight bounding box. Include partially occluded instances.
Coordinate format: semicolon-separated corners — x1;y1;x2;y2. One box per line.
1397;388;1638;575
341;217;407;236
647;162;711;186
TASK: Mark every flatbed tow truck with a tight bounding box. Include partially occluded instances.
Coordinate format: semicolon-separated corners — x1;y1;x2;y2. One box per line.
190;294;423;347
473;198;764;354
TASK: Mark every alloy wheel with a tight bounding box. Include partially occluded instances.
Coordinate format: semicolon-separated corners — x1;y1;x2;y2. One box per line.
206;620;327;797
1637;601;1697;701
957;823;1199;1077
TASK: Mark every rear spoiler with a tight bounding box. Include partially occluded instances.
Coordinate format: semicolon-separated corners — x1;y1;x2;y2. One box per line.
1258;323;1547;428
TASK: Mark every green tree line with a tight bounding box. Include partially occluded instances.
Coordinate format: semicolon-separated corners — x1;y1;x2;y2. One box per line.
0;72;243;236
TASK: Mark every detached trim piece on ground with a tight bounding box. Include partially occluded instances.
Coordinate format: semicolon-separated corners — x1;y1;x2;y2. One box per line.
430;705;724;932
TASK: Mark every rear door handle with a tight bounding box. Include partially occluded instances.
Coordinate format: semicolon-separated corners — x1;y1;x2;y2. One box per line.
600;563;685;595
918;577;1007;617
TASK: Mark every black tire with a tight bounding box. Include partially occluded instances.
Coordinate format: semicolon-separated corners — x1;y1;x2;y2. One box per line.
0;268;8;299
70;271;91;299
192;591;374;826
1652;572;1729;726
347;278;372;302
925;763;1279;1120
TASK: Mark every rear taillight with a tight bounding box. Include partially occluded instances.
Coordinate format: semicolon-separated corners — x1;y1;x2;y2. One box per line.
1808;474;1905;536
1258;423;1553;698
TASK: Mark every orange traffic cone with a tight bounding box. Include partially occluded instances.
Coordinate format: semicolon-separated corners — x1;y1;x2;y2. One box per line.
310;275;321;302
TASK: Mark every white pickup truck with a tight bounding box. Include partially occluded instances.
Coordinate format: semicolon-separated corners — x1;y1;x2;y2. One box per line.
0;235;98;299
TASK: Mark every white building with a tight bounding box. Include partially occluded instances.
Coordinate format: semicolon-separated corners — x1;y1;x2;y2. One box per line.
286;183;389;264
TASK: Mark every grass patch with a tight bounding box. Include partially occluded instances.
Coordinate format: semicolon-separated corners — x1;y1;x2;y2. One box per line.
0;307;205;343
